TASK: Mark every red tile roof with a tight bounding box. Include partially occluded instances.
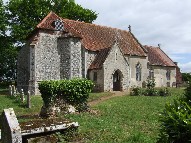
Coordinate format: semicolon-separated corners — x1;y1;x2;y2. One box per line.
144;45;176;67
89;48;111;70
36;12;146;56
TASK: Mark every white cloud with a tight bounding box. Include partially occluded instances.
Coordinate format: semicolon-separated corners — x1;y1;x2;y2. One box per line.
179;62;191;73
76;0;191;72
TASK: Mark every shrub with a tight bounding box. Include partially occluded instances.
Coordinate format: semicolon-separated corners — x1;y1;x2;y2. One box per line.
130;86;144;96
158;80;191;143
38;78;94;112
144;77;158;96
146;78;156;89
131;78;171;97
39;80;60;107
144;88;158;96
158;88;171;96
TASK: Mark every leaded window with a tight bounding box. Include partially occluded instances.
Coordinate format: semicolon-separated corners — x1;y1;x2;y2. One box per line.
136;63;141;81
166;70;171;80
149;68;154;79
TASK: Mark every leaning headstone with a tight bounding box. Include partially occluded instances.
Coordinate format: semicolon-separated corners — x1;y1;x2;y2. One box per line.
1;108;22;143
9;85;12;96
20;89;25;103
27;91;31;108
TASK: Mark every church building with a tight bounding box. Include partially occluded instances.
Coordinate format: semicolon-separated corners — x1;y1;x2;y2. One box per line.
17;12;181;94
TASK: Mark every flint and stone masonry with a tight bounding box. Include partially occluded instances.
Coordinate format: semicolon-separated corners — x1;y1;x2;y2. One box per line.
17;12;178;95
17;32;82;95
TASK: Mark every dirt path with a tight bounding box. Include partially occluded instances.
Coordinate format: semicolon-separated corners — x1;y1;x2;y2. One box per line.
88;91;129;106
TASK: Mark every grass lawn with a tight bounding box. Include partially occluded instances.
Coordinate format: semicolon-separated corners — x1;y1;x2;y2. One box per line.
0;95;43;116
66;89;184;143
88;92;113;102
0;87;185;142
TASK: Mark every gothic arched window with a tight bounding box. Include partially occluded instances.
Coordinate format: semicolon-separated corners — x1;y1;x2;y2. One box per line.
136;63;141;81
166;70;171;80
149;68;154;79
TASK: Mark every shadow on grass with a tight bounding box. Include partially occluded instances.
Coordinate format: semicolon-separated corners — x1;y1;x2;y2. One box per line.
0;88;8;96
5;95;28;108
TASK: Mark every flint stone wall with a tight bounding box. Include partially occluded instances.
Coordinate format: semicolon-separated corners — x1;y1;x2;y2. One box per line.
128;56;148;87
103;43;129;91
17;43;30;93
17;32;83;95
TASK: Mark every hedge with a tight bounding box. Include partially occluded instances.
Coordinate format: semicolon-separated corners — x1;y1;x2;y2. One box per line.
38;78;94;111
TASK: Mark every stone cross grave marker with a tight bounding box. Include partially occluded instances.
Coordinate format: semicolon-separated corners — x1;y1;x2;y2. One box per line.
1;108;22;143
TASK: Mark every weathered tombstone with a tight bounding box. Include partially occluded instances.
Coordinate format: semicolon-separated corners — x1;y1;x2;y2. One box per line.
20;89;25;103
9;85;12;96
12;85;16;96
13;88;18;97
27;91;31;108
1;108;22;143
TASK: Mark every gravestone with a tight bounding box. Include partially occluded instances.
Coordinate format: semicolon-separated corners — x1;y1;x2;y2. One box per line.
13;88;18;97
1;108;79;143
12;85;16;96
9;85;12;96
1;108;22;143
27;91;31;108
20;89;25;103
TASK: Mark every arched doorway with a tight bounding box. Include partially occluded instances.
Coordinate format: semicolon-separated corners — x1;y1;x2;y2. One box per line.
113;70;123;91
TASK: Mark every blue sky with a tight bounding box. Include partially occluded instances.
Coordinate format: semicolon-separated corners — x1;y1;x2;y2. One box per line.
75;0;191;73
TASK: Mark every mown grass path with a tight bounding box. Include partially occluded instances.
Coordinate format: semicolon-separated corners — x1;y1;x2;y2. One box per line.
88;91;129;106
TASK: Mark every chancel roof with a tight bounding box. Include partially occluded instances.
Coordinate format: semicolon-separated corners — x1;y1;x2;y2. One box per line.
144;45;176;67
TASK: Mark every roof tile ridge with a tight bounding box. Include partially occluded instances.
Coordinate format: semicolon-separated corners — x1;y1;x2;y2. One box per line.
157;47;176;66
129;32;147;55
61;18;83;37
62;18;131;33
37;11;59;28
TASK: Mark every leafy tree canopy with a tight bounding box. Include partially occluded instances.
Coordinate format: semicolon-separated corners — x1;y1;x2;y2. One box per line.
6;0;98;44
182;72;191;82
0;0;6;37
0;0;97;81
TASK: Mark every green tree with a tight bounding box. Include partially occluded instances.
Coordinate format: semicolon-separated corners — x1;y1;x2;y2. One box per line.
0;0;6;37
182;72;191;82
0;45;17;81
0;0;16;81
1;0;97;81
7;0;97;44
